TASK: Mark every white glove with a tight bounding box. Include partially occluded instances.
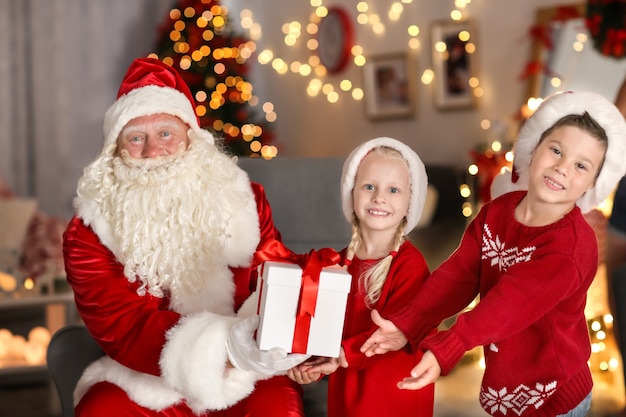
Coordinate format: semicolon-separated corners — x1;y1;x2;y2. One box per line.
226;315;310;375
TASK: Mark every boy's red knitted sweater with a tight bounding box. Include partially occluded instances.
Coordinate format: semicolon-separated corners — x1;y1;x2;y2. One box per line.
391;191;596;416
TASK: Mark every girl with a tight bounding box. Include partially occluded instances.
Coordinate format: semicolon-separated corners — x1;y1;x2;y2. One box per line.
289;137;435;417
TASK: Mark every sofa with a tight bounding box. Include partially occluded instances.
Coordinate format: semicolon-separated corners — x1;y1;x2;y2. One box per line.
238;156;468;417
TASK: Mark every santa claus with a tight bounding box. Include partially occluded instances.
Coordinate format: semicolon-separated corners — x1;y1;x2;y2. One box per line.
63;57;308;416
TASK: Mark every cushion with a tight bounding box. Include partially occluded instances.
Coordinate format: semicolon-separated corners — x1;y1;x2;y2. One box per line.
0;198;37;272
20;212;67;280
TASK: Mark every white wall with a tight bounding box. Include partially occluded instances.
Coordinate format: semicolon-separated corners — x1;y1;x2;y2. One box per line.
231;0;591;168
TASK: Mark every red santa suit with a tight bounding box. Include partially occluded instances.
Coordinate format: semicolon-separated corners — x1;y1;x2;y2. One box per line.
63;58;305;416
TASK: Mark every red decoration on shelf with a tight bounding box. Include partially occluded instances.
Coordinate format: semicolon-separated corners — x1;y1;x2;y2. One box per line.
470;146;512;204
20;212;66;282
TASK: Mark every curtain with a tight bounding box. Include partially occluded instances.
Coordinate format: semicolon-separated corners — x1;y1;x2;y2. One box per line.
0;0;173;219
0;1;30;196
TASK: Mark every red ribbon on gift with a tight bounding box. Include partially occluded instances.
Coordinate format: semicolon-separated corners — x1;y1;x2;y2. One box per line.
254;239;342;353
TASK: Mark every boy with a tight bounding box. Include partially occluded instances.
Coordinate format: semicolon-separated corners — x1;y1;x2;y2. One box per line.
360;91;626;417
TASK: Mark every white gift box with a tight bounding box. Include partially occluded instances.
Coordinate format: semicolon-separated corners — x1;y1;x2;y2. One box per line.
256;261;351;358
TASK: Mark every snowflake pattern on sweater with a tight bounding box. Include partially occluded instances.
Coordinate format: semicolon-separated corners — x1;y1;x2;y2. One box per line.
480;381;558;416
479;223;559;415
481;224;535;271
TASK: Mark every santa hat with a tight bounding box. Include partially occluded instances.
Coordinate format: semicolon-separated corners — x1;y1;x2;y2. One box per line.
341;137;428;235
492;91;626;213
102;57;214;154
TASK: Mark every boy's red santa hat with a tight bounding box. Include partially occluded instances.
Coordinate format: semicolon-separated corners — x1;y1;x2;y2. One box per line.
492;91;626;213
341;137;428;234
102;57;214;154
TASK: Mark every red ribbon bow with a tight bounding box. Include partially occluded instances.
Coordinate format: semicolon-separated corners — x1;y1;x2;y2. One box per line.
254;239;342;353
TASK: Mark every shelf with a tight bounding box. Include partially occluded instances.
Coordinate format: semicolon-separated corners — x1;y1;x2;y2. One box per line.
0;291;78;381
0;362;45;376
0;292;74;311
0;363;48;386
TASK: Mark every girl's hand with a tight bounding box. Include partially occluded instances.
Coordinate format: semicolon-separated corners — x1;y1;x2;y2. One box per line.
287;362;322;384
397;350;441;390
286;349;348;384
307;347;348;375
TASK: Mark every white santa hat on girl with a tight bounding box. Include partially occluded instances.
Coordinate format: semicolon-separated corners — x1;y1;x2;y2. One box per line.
101;57;214;155
491;91;626;213
341;137;428;235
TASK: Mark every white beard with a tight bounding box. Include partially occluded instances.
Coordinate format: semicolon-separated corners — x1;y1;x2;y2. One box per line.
74;138;260;310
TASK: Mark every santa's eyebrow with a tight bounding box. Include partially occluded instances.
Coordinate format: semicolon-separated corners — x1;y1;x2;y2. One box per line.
120;121;181;137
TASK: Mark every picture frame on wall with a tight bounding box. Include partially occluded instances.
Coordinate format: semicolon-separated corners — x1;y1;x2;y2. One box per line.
431;20;477;110
363;53;416;120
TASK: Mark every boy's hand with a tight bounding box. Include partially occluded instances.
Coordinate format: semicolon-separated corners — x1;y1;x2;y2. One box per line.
360;310;408;357
397;350;441;390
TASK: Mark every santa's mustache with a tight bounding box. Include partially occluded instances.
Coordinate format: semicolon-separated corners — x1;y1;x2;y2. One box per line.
113;147;189;186
118;143;186;167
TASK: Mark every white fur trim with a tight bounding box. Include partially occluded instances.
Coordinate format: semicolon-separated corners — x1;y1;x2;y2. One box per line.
160;312;260;412
74;311;264;413
74;356;183;410
341;137;428;234
492;91;626;212
490;167;526;200
74;201;120;259
222;166;262;267
102;85;213;155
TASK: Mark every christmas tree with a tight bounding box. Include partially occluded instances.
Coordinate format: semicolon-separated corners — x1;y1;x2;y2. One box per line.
151;0;276;157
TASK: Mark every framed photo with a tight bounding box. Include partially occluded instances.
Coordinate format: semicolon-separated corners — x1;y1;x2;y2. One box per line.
431;20;477;110
363;53;415;120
